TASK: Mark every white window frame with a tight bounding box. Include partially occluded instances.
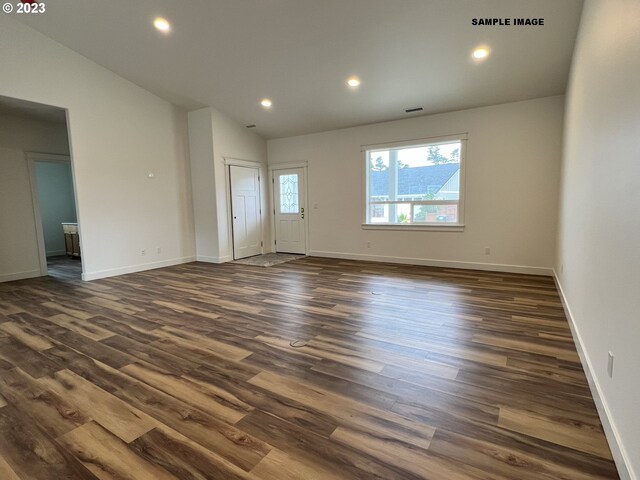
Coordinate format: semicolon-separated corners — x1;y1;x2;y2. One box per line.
362;133;467;231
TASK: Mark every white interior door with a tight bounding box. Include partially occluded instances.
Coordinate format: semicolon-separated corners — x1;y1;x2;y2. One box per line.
230;166;262;259
273;168;306;254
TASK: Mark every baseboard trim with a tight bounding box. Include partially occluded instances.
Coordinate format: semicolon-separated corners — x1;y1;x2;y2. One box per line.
0;269;42;283
307;250;553;276
553;270;634;480
46;250;67;257
82;256;196;281
195;254;233;264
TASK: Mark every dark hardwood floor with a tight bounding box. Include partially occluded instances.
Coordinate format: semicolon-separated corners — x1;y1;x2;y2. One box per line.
0;258;619;479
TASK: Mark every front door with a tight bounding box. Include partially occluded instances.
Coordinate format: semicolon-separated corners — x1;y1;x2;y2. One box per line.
230;165;262;259
273;168;306;254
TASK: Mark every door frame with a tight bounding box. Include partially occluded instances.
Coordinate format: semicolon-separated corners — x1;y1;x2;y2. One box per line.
269;161;309;255
25;152;75;276
224;158;266;260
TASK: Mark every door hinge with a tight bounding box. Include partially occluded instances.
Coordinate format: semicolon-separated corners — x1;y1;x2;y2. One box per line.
274;240;277;245
261;241;263;247
272;178;275;184
258;176;260;181
273;209;276;215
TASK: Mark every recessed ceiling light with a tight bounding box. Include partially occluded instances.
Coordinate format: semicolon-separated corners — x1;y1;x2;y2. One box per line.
472;47;490;60
347;77;361;88
153;17;171;32
260;98;272;108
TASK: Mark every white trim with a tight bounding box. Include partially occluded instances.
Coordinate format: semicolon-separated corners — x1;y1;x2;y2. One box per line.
223;157;265;168
362;223;465;232
552;271;634;480
25;152;72;277
82;256;196;281
268;160;308;170
25;155;48;276
308;250;552;276
361;132;468;151
196;254;233;264
0;269;42;283
25;152;70;163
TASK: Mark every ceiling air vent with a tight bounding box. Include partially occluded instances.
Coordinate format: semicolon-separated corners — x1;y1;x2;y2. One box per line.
405;107;424;113
246;124;257;128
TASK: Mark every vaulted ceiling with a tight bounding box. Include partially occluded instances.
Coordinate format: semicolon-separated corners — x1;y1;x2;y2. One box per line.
17;0;583;138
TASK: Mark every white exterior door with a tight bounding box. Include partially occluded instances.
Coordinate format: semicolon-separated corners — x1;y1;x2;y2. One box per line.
273;168;306;254
230;166;262;259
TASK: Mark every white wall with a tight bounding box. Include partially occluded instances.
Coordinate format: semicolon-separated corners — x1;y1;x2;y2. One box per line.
34;161;78;256
188;108;218;262
0;114;70;281
268;96;564;274
211;109;269;261
0;16;195;280
189;107;268;262
556;1;640;478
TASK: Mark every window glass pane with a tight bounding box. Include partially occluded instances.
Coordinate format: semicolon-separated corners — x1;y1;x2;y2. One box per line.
412;204;458;223
368;141;461;205
279;174;299;213
369;203;412;224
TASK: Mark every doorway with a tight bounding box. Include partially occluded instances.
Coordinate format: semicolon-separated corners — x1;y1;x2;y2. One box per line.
27;152;82;280
272;167;307;254
229;165;263;260
0;95;82;283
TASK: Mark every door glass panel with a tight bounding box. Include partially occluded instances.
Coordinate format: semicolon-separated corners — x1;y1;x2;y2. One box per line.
279;174;299;213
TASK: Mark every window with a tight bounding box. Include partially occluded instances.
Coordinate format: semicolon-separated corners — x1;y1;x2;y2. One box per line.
364;135;465;228
279;174;299;213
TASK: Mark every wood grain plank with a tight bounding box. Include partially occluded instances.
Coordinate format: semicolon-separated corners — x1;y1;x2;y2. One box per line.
130;426;260;480
155;326;252;362
40;301;92;320
0;368;88;437
0;454;21;480
250;448;347;480
498;407;613;460
429;429;614;480
473;334;581;363
248;370;435;450
113;379;270;471
58;421;177;480
0;322;53;351
121;362;249;424
0;335;61;378
46;313;115;341
0;404;97;479
39;369;157;443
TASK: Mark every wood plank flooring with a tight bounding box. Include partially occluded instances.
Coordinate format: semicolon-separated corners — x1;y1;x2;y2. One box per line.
0;257;619;479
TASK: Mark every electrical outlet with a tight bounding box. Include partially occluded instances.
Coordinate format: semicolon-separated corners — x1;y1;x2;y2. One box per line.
141;249;146;256
607;351;614;378
156;247;162;255
484;247;491;255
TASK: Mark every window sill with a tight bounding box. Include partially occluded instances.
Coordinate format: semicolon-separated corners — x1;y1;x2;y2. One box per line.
361;223;465;232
